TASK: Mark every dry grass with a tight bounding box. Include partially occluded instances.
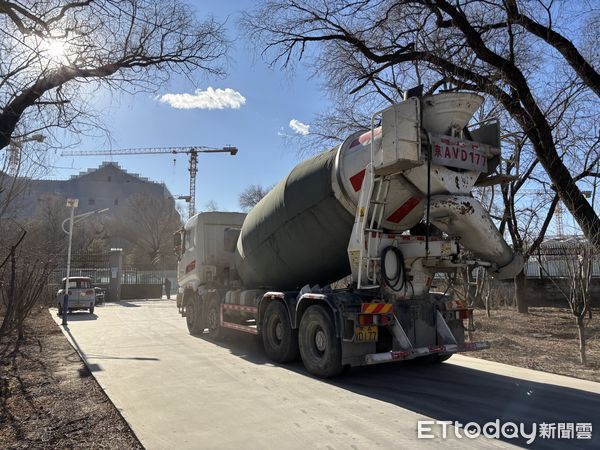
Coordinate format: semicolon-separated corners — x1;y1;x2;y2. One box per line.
472;307;600;383
0;307;142;449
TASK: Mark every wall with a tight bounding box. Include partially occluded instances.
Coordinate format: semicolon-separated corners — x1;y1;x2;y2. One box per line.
524;278;600;307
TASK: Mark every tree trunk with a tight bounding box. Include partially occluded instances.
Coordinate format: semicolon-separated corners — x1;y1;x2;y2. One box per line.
17;317;24;341
576;316;587;366
514;270;528;314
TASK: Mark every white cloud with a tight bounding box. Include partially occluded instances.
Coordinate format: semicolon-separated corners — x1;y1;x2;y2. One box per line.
158;87;246;110
289;119;310;136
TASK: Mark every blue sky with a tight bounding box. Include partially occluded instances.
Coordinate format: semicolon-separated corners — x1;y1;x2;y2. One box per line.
52;0;328;213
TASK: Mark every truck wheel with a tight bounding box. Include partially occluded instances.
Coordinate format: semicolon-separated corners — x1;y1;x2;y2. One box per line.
186;296;205;335
206;297;224;340
299;304;343;378
262;301;299;363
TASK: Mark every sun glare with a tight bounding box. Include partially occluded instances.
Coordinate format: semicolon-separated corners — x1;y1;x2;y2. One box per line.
47;40;65;58
40;38;69;66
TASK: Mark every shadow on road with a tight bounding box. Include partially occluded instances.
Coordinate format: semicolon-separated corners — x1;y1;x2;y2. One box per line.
202;331;599;449
62;325;160;375
115;301;142;308
62;312;98;321
84;354;160;362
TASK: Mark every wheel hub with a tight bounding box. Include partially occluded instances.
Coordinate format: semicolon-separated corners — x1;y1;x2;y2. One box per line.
315;329;327;352
187;303;195;322
208;308;217;329
275;322;284;341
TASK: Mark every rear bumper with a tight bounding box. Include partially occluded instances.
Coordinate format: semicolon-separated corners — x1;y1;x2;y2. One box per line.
365;341;490;365
60;300;95;309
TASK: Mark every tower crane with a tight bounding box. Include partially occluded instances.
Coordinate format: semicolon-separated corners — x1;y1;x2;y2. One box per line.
62;145;238;218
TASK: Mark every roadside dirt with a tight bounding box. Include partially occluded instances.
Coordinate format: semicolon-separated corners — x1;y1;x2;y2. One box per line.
0;307;142;449
473;307;600;383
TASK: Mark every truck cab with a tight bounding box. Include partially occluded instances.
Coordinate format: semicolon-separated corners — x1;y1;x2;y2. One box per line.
175;212;245;309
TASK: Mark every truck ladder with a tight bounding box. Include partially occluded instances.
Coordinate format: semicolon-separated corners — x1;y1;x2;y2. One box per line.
348;111;393;289
361;174;390;288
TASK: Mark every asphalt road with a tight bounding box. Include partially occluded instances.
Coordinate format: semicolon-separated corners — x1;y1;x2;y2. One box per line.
52;300;600;450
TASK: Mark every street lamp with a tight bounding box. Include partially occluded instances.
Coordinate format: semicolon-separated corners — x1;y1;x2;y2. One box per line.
8;134;46;175
60;199;109;326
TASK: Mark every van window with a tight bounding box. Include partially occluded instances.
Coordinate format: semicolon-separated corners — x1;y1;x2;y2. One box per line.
65;279;92;289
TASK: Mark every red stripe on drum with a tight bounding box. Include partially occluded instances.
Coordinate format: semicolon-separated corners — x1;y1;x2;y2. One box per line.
386;196;421;223
349;169;366;192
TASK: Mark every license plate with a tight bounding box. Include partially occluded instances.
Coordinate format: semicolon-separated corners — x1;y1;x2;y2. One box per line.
431;135;488;172
354;325;378;343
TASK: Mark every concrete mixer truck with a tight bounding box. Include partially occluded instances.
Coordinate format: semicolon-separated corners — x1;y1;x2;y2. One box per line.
174;91;523;378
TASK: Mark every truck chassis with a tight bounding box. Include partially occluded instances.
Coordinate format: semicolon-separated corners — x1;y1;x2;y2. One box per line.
181;287;489;378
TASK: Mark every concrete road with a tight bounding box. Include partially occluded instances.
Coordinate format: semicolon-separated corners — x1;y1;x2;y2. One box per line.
52;300;600;449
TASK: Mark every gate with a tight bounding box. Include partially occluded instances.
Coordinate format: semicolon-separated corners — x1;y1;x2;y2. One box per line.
120;265;177;300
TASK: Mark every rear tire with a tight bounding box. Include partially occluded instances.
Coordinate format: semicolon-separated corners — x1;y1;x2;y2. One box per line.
299;304;343;378
206;297;224;340
185;294;205;335
262;301;299;363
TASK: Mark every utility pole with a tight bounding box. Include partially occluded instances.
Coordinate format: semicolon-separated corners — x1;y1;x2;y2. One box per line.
62;199;77;326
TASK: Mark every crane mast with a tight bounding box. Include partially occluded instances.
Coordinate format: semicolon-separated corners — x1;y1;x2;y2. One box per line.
62;145;238;218
188;151;198;218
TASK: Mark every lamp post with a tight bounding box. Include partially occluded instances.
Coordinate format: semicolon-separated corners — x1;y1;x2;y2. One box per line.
8;134;46;175
61;199;109;326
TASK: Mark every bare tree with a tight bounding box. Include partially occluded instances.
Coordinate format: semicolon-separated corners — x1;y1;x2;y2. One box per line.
0;224;56;341
537;240;597;365
203;200;219;212
242;0;600;250
25;193;110;255
239;184;270;211
113;194;182;267
0;0;228;152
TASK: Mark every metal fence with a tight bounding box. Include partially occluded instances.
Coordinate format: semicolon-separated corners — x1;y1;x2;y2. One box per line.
49;252;178;288
121;267;178;286
50;267;111;285
49;252;112;285
526;239;600;278
526;259;600;279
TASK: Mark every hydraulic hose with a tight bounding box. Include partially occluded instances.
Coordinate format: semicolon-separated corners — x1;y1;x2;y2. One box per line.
381;246;406;292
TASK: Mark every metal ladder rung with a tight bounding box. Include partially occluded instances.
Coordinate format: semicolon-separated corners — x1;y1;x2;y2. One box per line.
351;125;393;290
